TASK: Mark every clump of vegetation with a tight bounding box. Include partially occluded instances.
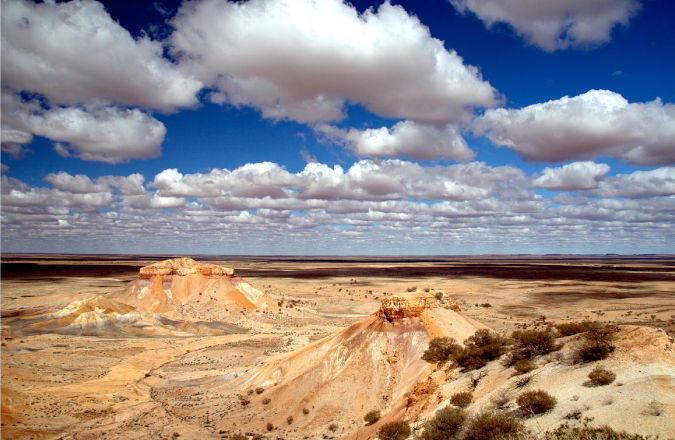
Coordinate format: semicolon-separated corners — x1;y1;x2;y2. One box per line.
328;423;339;432
421;337;463;365
419;406;466;440
572;324;615;362
454;330;511;371
262;398;271;405
230;434;247;440
555;321;594;337
545;418;649;439
286;415;294;425
513;359;537;375
435;292;444;301
302;407;310;415
588;366;616;386
450;391;473;408
517;390;557;416
507;329;561;365
514;374;535;389
255;387;265;395
377;421;411;440
266;422;274;431
464;411;524;440
490;390;511;410
406;286;417;292
364;410;381;425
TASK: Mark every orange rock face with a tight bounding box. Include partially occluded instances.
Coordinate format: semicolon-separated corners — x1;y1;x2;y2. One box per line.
138;257;234;278
377;294;461;321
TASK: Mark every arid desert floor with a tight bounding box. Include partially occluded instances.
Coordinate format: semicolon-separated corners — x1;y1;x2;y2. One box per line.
1;255;674;440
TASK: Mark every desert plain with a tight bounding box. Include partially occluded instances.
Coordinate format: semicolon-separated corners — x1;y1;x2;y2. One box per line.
1;254;674;440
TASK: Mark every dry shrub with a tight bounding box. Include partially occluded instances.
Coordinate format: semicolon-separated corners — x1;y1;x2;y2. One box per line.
555;321;594;337
450;391;473;408
513;359;536;375
588;366;616;386
490;390;512;410
286;416;294;425
508;329;560;365
230;434;247;440
364;410;381;425
516;389;557;416
262;398;271;405
419;406;466;440
328;423;339;432
255;387;265;395
377;421;411;440
572;324;615;363
545;419;649;439
266;422;274;432
464;411;524;440
302;407;310;415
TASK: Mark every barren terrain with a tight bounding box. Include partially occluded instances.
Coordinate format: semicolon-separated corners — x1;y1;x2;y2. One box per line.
2;255;674;440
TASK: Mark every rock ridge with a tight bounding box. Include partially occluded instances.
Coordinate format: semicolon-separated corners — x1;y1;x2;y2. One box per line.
138;257;234;278
377;293;461;321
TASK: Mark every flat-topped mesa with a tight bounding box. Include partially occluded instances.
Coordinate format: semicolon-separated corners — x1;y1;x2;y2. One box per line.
138;257;234;278
376;293;461;321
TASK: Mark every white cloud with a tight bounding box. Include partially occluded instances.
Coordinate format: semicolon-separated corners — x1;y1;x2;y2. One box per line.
169;0;499;124
317;121;475;161
44;172;109;194
476;90;675;166
532;161;611;190
449;0;641;51
2;93;166;164
1;0;202;112
594;167;675;198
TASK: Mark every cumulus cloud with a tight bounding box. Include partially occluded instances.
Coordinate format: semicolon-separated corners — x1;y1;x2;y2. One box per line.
449;0;641;51
3;161;675;254
1;0;202;112
2;92;166;164
169;0;499;124
594;167;675;198
475;90;675;166
532;161;611;190
317;121;475;161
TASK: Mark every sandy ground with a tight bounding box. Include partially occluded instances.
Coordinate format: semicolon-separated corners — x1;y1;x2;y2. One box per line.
1;255;674;439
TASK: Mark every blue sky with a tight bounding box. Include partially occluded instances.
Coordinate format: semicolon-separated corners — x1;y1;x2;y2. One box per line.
1;0;674;255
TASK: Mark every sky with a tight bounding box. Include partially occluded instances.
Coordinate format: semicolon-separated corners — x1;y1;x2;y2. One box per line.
1;0;674;255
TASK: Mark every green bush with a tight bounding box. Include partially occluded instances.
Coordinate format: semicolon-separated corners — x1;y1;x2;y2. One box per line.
454;330;510;371
364;410;381;425
421;337;463;365
588;366;616;386
377;421;411;440
464;412;524;440
511;329;560;360
450;391;473;408
555;321;595;337
517;390;557;416
419;406;466;440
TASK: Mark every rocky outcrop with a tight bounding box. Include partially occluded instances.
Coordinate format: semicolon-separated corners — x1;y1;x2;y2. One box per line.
138;257;234;278
377;293;461;321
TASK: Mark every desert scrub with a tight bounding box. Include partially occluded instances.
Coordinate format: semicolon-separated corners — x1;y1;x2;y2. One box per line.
364;410;381;425
517;389;557;416
464;411;524;440
377;421;411;440
450;391;473;408
230;434;247;440
266;422;274;431
454;329;511;371
545;418;649;439
262;398;271;405
555;321;594;337
421;337;462;365
286;415;294;425
588;366;616;386
513;359;536;375
302;407;310;415
573;324;615;362
508;329;560;365
328;423;339;432
419;406;466;440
